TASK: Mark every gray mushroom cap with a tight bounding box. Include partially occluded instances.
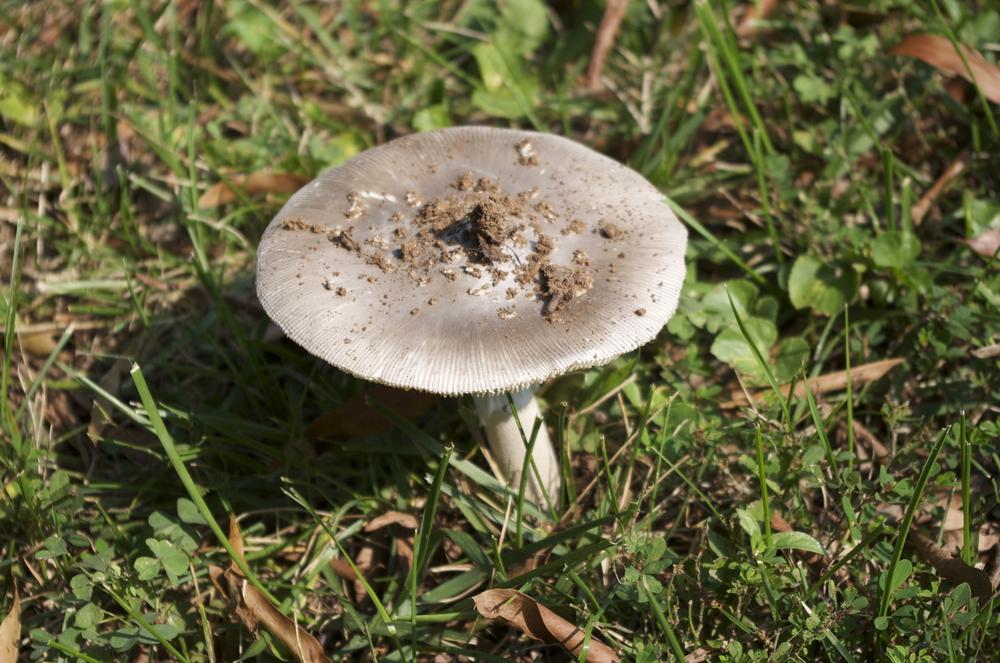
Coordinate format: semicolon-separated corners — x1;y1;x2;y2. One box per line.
256;126;687;396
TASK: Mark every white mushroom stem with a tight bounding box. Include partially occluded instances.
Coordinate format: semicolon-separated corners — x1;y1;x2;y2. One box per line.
473;388;560;507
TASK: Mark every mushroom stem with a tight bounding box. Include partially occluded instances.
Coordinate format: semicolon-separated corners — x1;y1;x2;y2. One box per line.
473;388;560;507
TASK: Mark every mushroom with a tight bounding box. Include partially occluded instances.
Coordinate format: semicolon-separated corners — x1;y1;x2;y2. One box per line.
256;127;687;504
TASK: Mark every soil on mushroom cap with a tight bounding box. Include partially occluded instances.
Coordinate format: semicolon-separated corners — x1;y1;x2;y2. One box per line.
279;147;637;321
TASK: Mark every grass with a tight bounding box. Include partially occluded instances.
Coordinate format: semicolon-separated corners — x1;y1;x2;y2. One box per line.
2;0;999;661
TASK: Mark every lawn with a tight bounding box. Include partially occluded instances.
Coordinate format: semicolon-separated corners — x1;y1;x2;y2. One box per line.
2;1;999;661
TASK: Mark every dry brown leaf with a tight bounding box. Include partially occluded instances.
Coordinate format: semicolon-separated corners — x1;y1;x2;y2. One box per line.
329;558;357;583
851;419;890;463
972;343;1000;359
736;0;779;38
306;385;439;440
395;537;414;574
910;530;995;601
724;358;904;408
198;172;310;209
892;34;1000;105
967;228;1000;258
585;0;628;90
217;517;331;663
0;584;20;663
473;589;620;662
771;512;792;533
365;511;419;532
685;648;710;663
17;330;57;357
978;523;1000;552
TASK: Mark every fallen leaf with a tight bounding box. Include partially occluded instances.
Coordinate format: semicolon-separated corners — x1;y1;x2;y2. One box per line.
972;343;1000;359
0;584;19;663
198;172;310;209
723;358;904;408
892;34;1000;105
585;0;628;90
736;0;779;38
17;330;57;357
967;228;1000;258
911;153;967;226
365;511;419;532
214;517;331;663
329;558;357;583
473;589;620;662
395;537;414;574
909;530;995;601
978;523;1000;552
851;419;890;463
771;512;792;533
685;648;711;663
306;385;439;440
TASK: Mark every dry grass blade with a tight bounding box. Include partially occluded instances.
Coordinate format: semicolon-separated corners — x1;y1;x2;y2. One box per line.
967;228;1000;258
198;172;310;208
723;358;904;408
211;517;331;663
0;585;20;663
365;511;419;532
473;589;620;662
585;0;629;90
892;34;1000;105
306;385;439;440
909;530;995;601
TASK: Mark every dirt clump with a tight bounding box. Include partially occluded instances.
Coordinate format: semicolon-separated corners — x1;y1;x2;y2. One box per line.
515;138;538;166
281;218;318;232
598;220;623;239
284;167;596;321
329;227;360;252
540;264;594;321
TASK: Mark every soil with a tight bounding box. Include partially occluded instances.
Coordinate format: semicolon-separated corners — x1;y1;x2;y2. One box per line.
598;220;623;239
515;139;538;166
279;144;627;321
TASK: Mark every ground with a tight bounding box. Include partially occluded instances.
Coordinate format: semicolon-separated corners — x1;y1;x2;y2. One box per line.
1;1;999;662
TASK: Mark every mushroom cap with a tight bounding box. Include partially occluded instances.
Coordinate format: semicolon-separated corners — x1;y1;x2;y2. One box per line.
256;126;687;396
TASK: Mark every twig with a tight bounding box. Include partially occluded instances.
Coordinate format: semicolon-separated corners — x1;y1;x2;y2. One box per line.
586;0;629;90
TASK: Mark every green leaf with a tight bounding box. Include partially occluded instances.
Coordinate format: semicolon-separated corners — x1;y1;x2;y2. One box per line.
70;574;93;601
73;602;102;630
495;0;549;55
710;317;778;378
0;74;39;127
146;539;189;584
793;73;835;104
735;508;761;541
771;531;825;555
412;104;451;132
872;231;921;268
176;498;207;525
137;621;179;644
701;280;760;333
472;42;538;119
36;534;67;560
223;4;284;60
773;336;810;381
134;556;160;581
889;558;912;594
788;255;858;315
